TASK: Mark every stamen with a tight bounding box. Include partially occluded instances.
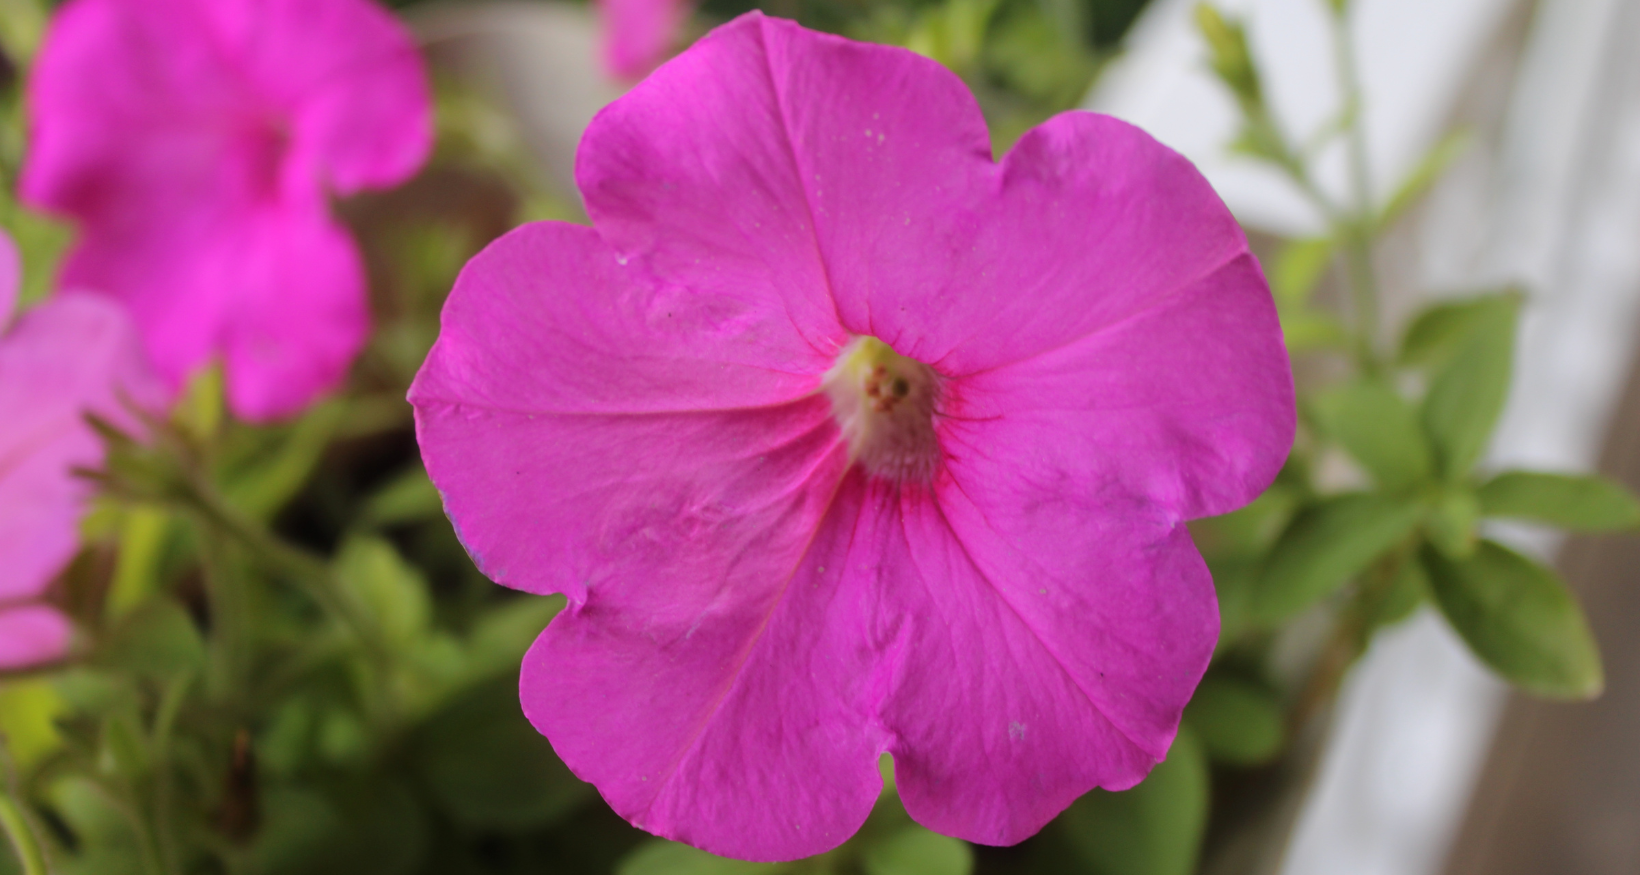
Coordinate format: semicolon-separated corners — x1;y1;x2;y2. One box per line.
822;337;942;482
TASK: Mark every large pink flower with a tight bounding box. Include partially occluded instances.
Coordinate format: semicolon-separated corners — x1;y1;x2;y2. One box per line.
596;0;693;80
21;0;432;421
0;232;162;670
410;13;1293;862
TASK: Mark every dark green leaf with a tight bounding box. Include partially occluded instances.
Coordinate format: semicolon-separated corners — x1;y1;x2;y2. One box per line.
360;464;444;528
864;827;974;875
1183;676;1283;767
1477;471;1640;532
1249;494;1424;623
224;399;346;520
1056;729;1208;875
1371;553;1428;628
412;676;591;831
97;598;205;682
1424;541;1602;698
1309;379;1432;491
617;840;786;875
1419;294;1520;476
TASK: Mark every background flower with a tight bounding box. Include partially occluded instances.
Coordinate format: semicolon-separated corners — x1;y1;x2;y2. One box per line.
596;0;693;80
0;231;162;669
20;0;433;421
411;13;1293;862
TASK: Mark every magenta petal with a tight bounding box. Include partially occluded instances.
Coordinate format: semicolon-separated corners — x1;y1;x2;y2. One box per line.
23;0;429;421
0;295;162;602
522;470;889;863
0;606;73;670
876;489;1178;844
410;221;842;598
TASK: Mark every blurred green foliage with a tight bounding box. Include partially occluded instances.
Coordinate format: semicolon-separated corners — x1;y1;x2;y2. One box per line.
2;0;1636;873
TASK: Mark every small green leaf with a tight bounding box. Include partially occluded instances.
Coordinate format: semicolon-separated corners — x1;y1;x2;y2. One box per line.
97;598;205;682
1280;309;1351;353
1377;130;1470;231
1419;294;1520;477
1309;379;1433;492
1056;728;1208;875
1424;541;1602;698
1190;486;1301;561
1249;494;1424;623
1183;676;1283;767
411;676;591;831
360;465;443;528
1476;471;1640;531
1397;291;1519;368
224;399;347;520
1371;553;1428;628
617;840;787;875
1193;4;1261;107
1424;488;1480;558
466;595;565;679
864;826;974;875
335;536;430;650
1270;238;1334;307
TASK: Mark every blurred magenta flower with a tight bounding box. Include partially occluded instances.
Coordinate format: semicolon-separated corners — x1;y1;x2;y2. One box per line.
21;0;433;422
0;231;161;670
596;0;691;80
411;13;1293;862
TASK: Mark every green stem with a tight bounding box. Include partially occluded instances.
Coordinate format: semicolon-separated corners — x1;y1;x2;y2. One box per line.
1326;1;1384;373
150;675;192;875
0;792;48;875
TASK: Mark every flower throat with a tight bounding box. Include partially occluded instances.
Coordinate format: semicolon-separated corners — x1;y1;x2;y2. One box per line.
822;336;942;483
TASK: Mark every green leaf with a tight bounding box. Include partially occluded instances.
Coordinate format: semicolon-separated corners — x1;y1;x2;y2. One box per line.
617;840;787;875
1377;130;1470;231
1280;309;1351;353
1249;494;1424;623
411;676;591;831
1193;4;1261;107
223;399;346;520
1419;293;1520;476
864;826;974;875
1056;728;1208;875
1397;291;1519;368
97;598;205;682
1371;553;1428;628
1424;487;1480;558
0;680;63;769
1477;471;1640;532
1270;238;1334;307
1423;541;1602;698
1183;676;1283;767
335;536;430;650
1309;379;1433;492
1189;485;1301;561
466;595;565;679
360;464;443;528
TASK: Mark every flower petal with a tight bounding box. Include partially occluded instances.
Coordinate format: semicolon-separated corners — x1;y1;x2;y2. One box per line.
0;606;73;670
946;252;1294;522
522;469;891;862
411;221;844;598
596;0;691;80
0;296;160;601
869;488;1175;845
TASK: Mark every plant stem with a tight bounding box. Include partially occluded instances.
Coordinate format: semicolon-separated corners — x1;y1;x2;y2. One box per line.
150;675;193;875
1326;1;1383;373
0;792;48;875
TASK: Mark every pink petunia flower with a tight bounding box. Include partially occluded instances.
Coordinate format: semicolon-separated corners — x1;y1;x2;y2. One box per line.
21;0;433;422
0;231;162;671
596;0;692;81
410;13;1294;862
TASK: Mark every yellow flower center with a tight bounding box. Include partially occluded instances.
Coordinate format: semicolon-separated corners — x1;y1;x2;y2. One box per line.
822;336;942;483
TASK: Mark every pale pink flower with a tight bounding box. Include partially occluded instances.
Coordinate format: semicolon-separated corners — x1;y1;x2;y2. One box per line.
21;0;432;421
596;0;692;80
410;13;1293;862
0;231;161;670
